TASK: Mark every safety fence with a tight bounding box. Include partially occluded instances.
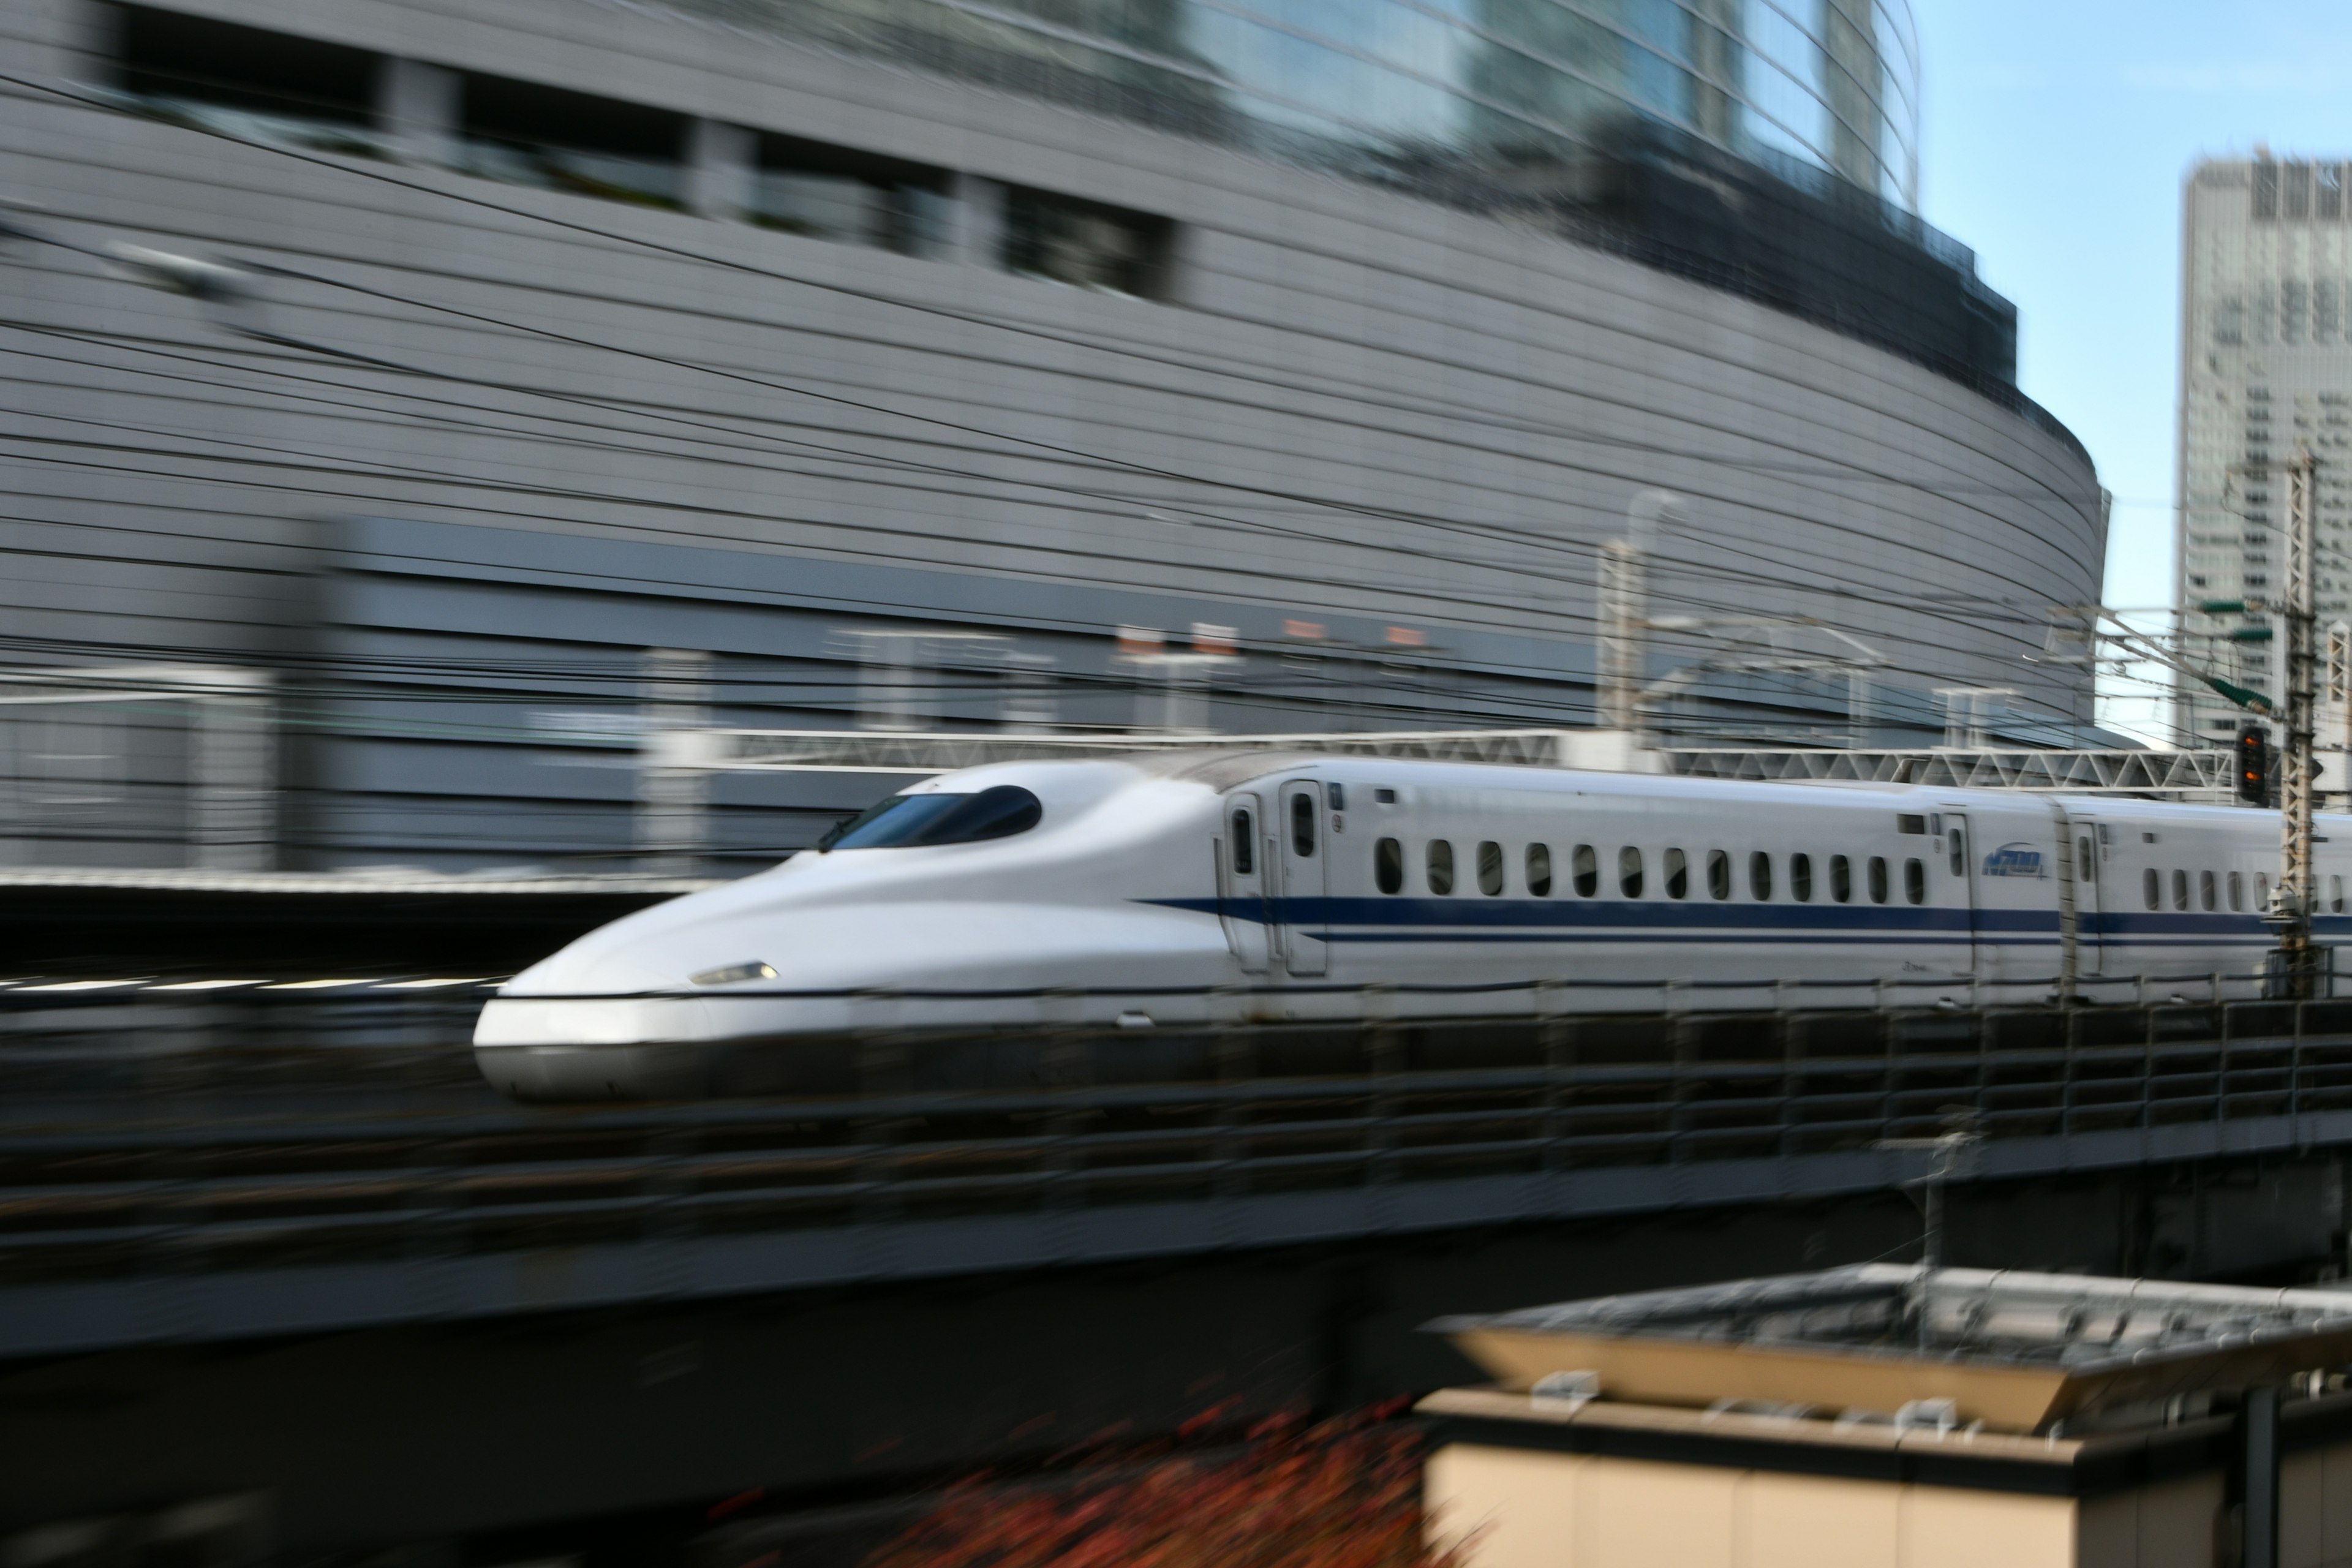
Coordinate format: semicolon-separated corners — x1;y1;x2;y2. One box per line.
4;976;2352;1298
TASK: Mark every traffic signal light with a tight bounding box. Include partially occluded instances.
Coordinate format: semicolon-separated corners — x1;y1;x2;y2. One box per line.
2237;724;2271;804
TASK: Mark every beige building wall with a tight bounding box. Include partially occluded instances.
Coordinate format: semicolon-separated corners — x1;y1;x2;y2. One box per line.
1423;1439;2352;1568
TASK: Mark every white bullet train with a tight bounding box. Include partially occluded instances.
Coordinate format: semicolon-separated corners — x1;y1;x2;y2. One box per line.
473;750;2351;1099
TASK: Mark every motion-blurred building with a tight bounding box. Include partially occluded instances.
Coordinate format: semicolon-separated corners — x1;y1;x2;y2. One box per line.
0;0;2106;874
2176;154;2352;747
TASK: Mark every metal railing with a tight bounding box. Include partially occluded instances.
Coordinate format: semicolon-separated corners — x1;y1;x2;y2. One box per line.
4;978;2351;1293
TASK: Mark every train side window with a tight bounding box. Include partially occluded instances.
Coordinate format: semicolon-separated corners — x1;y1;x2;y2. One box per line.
1231;810;1254;875
2076;836;2094;883
1664;848;1689;899
1790;853;1813;902
1749;852;1773;902
2258;872;2272;908
1526;843;1553;897
1477;840;1505;896
2229;872;2244;912
2198;870;2215;912
1904;858;1924;905
1374;837;1403;894
1291;793;1316;858
1619;846;1645;899
2171;870;2188;912
2143;869;2158;911
1572;844;1599;897
1953;829;1969;878
1427;840;1455;896
1830;854;1852;903
1706;850;1731;900
2333;875;2345;914
1867;856;1888;905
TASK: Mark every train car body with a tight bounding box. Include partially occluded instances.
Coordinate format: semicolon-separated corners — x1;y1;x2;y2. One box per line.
473;752;2350;1099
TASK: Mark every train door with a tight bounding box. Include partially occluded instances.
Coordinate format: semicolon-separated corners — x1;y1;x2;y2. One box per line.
1943;812;1980;976
1219;793;1272;973
1276;780;1329;976
2068;816;2105;977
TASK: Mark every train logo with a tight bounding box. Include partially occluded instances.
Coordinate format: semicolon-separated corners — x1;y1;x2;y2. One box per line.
1982;842;2046;878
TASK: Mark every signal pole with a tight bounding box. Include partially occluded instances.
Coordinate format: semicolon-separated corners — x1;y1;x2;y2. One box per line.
2275;446;2321;992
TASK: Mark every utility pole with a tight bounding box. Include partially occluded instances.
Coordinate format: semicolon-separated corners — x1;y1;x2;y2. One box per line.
2273;446;2321;994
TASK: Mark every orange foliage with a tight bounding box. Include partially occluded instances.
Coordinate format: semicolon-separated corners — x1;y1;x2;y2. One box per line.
863;1407;1461;1568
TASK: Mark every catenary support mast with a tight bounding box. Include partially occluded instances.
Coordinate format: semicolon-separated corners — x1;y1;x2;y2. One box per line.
2277;447;2321;990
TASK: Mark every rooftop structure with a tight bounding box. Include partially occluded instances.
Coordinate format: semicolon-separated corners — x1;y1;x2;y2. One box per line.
1423;1265;2352;1568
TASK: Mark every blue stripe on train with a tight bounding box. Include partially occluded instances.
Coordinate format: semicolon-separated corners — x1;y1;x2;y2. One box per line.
1144;896;2351;945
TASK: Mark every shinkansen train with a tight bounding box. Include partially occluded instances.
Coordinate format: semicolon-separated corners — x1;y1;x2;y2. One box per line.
473;752;2348;1099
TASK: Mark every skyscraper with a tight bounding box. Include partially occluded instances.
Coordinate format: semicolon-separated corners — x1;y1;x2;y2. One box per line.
2177;155;2352;744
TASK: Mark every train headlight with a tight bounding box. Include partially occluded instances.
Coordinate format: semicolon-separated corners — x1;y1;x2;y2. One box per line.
690;961;778;986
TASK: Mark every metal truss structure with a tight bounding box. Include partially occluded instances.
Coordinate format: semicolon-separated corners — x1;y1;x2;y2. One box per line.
658;726;2244;801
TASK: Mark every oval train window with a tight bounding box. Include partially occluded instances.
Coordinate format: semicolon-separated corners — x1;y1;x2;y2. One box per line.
1619;846;1644;899
1830;854;1852;904
1477;841;1505;897
1867;856;1888;905
1790;853;1813;903
1231;809;1254;875
1664;848;1689;900
1526;843;1553;897
1706;850;1731;901
2198;870;2215;912
1374;837;1403;894
1904;858;1924;905
2143;869;2159;911
2334;875;2345;915
1572;844;1599;897
2172;870;2188;912
2229;872;2244;912
1427;840;1455;895
1750;852;1773;902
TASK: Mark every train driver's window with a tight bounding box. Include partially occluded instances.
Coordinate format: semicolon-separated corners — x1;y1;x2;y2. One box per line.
1427;840;1455;895
1663;848;1689;899
1477;840;1505;896
1291;793;1316;858
2229;872;2244;912
1231;810;1254;875
1619;846;1645;899
1706;850;1731;900
1830;854;1852;903
2198;870;2215;912
2143;869;2158;911
1750;852;1773;902
1790;853;1814;902
1904;859;1924;905
2076;836;2095;883
1867;856;1888;905
2171;870;2188;912
1572;844;1599;897
1374;837;1403;894
2334;875;2346;914
1526;843;1553;897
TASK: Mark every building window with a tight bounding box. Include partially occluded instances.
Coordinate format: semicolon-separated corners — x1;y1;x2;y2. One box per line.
753;134;951;258
459;74;686;208
1001;188;1170;298
109;3;380;155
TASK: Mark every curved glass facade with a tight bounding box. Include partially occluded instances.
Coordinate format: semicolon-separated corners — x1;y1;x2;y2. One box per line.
678;0;1920;208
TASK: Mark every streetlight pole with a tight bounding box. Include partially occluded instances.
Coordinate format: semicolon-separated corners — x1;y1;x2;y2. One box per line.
2275;446;2321;993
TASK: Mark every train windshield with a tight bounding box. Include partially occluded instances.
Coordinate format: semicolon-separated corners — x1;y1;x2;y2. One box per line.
819;785;1044;850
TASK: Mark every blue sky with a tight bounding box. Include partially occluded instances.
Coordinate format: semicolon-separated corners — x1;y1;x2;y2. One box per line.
1907;0;2352;731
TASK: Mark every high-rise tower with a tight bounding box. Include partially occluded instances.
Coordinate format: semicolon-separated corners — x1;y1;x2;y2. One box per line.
2177;156;2352;744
